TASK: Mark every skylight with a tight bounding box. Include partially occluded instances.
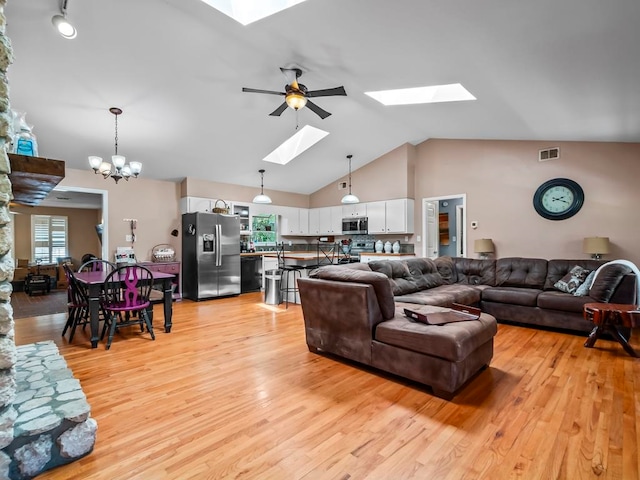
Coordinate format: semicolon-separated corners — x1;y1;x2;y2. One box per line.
198;0;307;25
263;125;329;165
365;83;476;106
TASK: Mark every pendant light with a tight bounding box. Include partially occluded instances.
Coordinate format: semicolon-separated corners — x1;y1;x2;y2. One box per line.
341;154;359;204
252;169;272;204
88;107;142;184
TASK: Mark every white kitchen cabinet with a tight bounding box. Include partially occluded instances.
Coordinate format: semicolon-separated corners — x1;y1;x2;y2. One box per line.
298;208;309;235
366;199;414;234
385;198;414;233
180;196;232;214
329;206;343;234
280;207;309;235
367;201;386;233
318;207;332;234
342;203;367;217
308;208;321;235
360;253;416;263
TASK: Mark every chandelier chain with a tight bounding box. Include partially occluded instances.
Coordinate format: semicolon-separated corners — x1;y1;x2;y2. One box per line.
114;113;118;155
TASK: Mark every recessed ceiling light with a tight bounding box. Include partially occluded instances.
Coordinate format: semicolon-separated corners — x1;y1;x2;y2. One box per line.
365;83;476;106
263;125;329;165
198;0;307;25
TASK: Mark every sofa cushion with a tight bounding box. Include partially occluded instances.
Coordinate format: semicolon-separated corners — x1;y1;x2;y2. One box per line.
496;257;547;288
574;271;596;296
452;258;496;286
375;305;497;362
404;258;445;290
396;284;483;307
589;263;633;302
368;260;419;296
537;291;595;313
481;286;541;307
434;256;457;284
544;259;603;290
309;266;396;320
553;265;591;294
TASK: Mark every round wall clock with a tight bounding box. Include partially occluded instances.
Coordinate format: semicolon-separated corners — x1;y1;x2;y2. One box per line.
533;178;584;220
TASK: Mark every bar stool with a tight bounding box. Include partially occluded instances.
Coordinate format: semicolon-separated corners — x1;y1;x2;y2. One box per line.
277;243;303;308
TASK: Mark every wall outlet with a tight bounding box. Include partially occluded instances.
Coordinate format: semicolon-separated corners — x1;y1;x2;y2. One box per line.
126;234;134;242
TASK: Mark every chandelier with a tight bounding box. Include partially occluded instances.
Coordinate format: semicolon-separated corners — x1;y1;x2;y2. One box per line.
88;107;142;183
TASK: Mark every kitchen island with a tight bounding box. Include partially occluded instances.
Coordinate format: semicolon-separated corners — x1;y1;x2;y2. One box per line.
261;251;331;304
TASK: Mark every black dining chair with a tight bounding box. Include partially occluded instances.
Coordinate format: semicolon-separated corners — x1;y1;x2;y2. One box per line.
101;265;155;350
61;264;90;342
78;258;117;273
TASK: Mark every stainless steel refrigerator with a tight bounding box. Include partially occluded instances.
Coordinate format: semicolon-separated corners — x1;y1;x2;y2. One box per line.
182;212;241;300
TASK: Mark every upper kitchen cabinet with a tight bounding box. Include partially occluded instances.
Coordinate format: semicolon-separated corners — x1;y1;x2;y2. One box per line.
180;196;213;214
368;199;414;234
310;206;342;236
342;203;367;218
280;206;309;236
180;196;233;214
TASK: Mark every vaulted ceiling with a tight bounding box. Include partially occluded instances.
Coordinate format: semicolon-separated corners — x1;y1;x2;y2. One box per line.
5;0;640;195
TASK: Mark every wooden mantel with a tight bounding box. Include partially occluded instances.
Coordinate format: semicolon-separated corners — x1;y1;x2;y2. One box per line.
8;153;66;207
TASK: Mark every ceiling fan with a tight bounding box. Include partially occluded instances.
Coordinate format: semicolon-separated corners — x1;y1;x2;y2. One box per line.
242;67;346;119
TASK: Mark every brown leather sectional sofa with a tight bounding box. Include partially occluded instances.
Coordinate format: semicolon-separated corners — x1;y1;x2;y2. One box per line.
297;257;637;398
367;256;637;333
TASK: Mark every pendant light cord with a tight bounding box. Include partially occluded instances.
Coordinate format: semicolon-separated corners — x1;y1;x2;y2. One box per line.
347;154;353;194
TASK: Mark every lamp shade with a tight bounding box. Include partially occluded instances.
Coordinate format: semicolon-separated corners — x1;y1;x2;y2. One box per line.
583;237;610;255
474;238;494;254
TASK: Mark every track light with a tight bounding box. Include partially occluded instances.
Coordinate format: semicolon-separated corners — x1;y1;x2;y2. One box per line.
52;0;77;39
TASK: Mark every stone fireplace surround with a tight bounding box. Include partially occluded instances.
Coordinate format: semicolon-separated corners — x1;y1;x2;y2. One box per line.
0;1;97;478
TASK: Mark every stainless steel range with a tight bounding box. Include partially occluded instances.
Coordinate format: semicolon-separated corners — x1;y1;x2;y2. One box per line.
344;240;375;263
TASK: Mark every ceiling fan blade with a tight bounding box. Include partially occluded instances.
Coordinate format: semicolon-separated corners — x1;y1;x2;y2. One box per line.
242;87;285;96
269;102;289;117
280;68;300;89
305;100;331;119
306;86;347;98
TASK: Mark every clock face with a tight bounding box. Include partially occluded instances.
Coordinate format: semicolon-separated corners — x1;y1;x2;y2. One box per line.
533;178;584;220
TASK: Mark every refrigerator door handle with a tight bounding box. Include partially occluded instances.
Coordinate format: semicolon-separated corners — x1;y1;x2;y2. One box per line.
216;224;222;266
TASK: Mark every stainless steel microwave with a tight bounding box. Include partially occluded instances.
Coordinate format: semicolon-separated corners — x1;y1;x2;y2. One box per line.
342;217;368;235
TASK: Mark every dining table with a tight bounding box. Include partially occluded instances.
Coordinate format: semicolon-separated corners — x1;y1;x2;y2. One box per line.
74;269;176;348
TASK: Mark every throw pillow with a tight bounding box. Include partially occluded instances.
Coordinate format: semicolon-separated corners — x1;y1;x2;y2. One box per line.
573;270;596;297
589;263;632;302
554;265;590;294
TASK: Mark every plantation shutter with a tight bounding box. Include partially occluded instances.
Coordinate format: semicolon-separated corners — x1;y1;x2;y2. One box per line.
32;215;68;263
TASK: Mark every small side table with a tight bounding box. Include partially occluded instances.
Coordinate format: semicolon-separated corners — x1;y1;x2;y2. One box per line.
583;303;640;357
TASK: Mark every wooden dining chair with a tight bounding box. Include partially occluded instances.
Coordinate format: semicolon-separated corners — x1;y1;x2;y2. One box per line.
78;258;117;273
101;265;155;350
61;264;90;342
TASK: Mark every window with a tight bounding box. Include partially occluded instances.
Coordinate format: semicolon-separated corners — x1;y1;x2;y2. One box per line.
31;215;68;263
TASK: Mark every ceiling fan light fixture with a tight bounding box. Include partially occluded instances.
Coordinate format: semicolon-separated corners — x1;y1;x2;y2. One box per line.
341;154;360;204
285;92;307;111
253;169;272;204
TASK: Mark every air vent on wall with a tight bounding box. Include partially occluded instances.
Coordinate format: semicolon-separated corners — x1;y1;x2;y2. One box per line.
338;181;347;190
539;147;560;162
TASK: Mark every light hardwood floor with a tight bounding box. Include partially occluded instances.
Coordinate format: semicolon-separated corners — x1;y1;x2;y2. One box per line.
14;293;640;480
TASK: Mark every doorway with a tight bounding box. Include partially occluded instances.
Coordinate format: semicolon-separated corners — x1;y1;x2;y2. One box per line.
422;194;466;259
46;186;109;260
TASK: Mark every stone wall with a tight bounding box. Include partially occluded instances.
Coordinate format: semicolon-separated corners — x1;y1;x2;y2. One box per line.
0;0;18;474
0;2;97;478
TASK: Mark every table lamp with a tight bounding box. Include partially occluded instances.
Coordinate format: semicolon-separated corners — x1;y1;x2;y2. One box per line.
583;236;610;260
474;238;494;259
